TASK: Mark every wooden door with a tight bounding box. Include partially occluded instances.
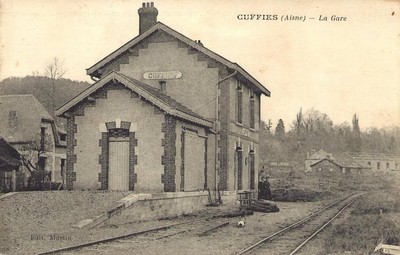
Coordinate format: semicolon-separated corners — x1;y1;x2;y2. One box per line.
108;137;129;190
183;130;205;191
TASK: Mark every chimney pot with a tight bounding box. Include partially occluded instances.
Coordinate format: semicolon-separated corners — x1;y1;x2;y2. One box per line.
138;2;158;34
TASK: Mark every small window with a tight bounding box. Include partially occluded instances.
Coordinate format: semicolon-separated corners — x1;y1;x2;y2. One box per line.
60;159;66;173
368;162;371;166
8;110;17;128
38;157;46;170
386;162;390;170
377;162;380;170
60;134;67;142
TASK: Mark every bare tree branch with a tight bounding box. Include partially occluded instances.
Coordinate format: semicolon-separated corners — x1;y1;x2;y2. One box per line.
45;57;65;80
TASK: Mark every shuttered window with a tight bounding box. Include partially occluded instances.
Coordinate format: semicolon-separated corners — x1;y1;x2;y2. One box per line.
237;83;243;124
250;93;255;129
237;150;243;190
249;152;255;190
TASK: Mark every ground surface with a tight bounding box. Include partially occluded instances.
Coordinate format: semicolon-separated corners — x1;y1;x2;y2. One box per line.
298;173;400;255
0;190;339;255
0;190;130;254
1;172;399;255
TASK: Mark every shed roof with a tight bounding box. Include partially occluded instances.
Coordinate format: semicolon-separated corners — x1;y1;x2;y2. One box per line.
86;22;270;96
56;71;213;128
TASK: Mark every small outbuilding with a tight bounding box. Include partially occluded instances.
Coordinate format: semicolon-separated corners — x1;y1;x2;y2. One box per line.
0;137;21;192
310;154;369;175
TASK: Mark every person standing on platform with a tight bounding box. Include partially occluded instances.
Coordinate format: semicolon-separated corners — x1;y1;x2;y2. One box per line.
264;176;272;200
258;176;267;199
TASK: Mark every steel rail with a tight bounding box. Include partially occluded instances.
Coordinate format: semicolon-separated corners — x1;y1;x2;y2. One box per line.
288;193;364;255
36;217;211;255
236;192;363;255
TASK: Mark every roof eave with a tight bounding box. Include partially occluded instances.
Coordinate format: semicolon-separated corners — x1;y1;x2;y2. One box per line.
86;24;162;77
86;22;270;96
57;72;212;128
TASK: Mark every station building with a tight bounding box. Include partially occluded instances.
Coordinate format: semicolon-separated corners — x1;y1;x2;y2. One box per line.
57;3;270;194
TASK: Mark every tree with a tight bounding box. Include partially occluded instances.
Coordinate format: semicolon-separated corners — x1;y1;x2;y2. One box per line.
294;108;305;136
275;119;286;140
20;132;54;190
45;57;66;117
348;114;362;152
45;57;65;80
262;119;273;134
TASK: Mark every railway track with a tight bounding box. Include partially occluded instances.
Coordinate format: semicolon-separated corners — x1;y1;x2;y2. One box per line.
236;192;365;255
38;193;363;255
37;216;231;255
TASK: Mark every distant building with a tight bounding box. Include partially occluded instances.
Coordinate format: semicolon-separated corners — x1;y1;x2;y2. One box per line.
310;158;342;174
305;149;334;172
349;152;399;173
0;95;66;189
310;154;370;175
56;3;270;192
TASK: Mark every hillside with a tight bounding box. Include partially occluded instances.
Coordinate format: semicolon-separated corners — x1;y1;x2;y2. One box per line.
0;76;91;127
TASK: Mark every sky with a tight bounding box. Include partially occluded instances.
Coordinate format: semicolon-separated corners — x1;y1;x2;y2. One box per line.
1;0;399;130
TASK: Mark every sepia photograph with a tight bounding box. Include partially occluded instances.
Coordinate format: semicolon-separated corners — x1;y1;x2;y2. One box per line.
0;0;399;254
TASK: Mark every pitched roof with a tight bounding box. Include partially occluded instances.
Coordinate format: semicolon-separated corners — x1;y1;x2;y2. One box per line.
334;153;367;169
0;95;54;143
310;154;369;169
56;71;213;128
348;152;399;161
0;137;21;171
86;22;270;96
310;158;342;168
307;149;333;160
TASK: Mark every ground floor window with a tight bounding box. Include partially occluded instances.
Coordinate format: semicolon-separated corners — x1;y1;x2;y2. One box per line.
235;149;243;190
249;152;255;190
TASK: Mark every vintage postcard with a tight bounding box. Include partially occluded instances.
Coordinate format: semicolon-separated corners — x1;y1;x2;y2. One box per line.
0;1;399;254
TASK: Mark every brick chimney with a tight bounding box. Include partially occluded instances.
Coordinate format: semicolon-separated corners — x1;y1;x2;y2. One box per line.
138;2;158;34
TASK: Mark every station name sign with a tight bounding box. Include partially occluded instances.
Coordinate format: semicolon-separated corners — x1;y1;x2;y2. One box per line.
143;71;182;80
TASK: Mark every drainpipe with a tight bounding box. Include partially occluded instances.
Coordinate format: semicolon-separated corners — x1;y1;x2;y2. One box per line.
215;70;237;195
